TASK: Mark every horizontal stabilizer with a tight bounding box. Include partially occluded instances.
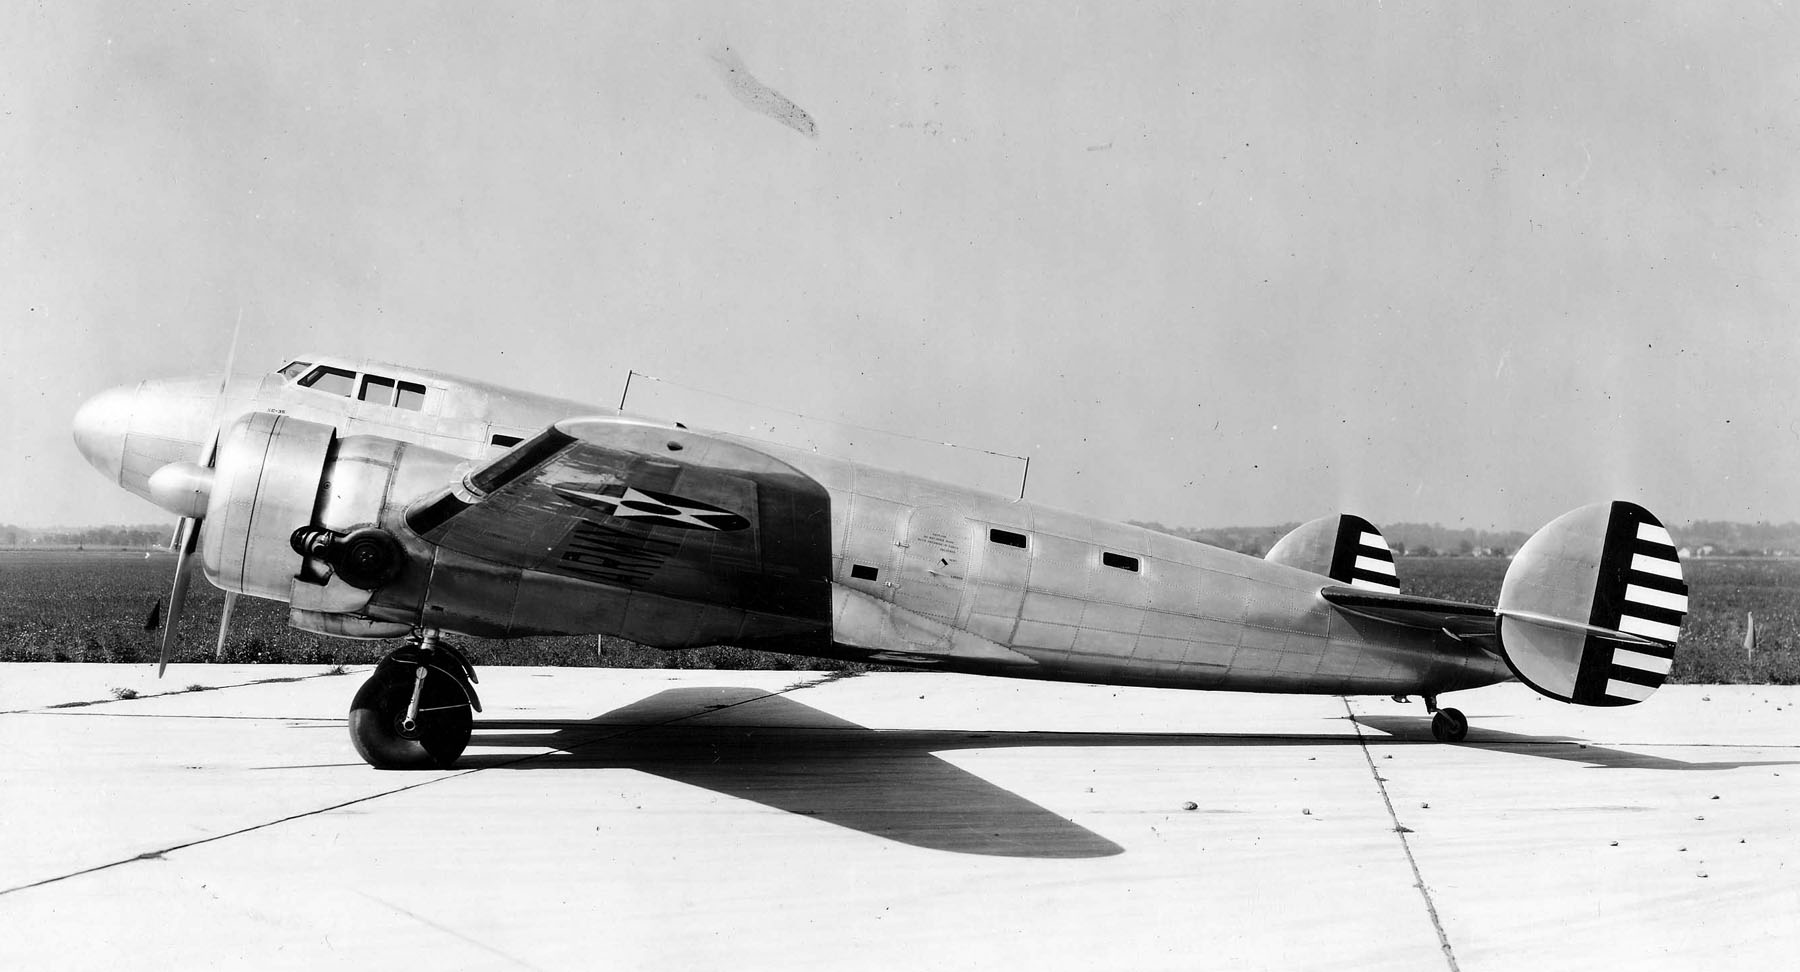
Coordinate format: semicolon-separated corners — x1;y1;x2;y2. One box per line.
1319;585;1496;639
1267;514;1399;592
1496;501;1687;706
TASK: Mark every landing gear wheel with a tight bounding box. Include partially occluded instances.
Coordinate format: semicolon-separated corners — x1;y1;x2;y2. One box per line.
1431;707;1469;743
349;663;472;769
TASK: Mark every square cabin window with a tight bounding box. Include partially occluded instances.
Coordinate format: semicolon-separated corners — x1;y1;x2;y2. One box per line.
989;528;1028;549
359;374;396;405
1103;552;1140;572
395;381;428;412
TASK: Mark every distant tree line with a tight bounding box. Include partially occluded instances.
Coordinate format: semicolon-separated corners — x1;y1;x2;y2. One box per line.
1674;521;1800;556
0;523;169;548
1131;521;1527;558
1135;518;1800;559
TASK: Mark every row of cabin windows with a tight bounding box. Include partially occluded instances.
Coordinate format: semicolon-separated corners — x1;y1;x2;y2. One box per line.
280;361;428;412
846;532;1137;583
847;530;1142;584
990;527;1140;573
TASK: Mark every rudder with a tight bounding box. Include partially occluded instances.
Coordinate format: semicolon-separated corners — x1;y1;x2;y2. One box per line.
1496;501;1687;706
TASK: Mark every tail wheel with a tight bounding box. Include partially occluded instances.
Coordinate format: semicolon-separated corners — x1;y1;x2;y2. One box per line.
349;664;472;769
1431;707;1469;743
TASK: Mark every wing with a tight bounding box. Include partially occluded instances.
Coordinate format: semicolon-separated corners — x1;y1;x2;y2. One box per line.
404;417;833;646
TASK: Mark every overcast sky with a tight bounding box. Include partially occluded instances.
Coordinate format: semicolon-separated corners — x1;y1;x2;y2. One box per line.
6;2;1798;533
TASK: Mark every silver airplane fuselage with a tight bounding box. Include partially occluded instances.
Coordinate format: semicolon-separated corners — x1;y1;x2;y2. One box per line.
73;354;1514;697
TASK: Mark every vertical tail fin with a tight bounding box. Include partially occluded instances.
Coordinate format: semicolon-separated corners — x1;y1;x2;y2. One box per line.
1265;514;1399;593
1497;501;1687;706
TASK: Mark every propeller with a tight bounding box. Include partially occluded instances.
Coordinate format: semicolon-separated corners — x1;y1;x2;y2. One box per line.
215;591;239;662
150;312;243;677
159;515;203;677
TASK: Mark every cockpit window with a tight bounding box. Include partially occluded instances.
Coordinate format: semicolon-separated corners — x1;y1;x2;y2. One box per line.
295;364;430;411
278;361;312;380
359;374;396;404
298;366;356;396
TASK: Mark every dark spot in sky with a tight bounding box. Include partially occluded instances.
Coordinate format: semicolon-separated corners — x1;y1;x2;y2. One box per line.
709;45;817;139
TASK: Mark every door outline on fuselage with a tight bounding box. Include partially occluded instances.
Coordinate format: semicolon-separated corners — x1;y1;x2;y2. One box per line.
893;506;971;645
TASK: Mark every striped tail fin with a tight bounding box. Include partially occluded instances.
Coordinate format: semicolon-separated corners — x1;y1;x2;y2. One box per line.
1496;501;1687;706
1265;514;1400;593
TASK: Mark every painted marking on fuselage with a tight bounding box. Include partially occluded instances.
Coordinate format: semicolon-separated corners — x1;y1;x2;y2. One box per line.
554;521;680;586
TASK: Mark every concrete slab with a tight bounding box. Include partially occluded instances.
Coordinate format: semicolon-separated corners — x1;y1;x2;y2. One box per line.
0;665;1794;971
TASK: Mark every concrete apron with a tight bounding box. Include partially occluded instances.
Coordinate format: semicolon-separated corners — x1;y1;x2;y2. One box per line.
1;665;1795;971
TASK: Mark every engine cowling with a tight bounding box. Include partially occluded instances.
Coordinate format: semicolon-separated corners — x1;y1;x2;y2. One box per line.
198;412;463;625
202;412;337;601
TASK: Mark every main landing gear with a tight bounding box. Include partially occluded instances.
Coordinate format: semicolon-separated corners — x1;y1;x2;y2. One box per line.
348;629;482;769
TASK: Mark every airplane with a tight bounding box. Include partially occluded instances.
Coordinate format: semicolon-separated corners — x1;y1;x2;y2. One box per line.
71;353;1689;769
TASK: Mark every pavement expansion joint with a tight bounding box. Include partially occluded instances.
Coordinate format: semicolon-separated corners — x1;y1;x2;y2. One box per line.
1343;696;1462;972
0;668;373;716
357;890;546;971
24;712;343;722
0;769;479;898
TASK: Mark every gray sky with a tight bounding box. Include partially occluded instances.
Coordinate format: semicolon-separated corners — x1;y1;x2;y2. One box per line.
6;2;1798;532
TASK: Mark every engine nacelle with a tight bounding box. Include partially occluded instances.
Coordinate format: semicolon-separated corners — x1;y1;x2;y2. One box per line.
200;412;464;615
203;413;337;601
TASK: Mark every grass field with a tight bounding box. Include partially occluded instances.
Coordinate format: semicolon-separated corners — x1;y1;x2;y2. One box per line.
0;550;825;671
1;550;1793;683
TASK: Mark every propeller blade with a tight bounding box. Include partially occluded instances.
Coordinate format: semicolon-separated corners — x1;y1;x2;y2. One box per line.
159;516;202;678
144;598;162;632
219;307;243;403
215;590;238;661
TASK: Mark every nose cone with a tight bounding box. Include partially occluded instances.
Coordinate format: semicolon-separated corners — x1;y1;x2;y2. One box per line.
73;383;138;485
74;375;224;500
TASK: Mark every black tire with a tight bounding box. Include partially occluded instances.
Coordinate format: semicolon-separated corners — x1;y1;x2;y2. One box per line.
1431;707;1469;743
348;664;473;769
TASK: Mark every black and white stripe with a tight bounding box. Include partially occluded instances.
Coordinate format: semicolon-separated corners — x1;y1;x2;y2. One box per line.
1330;515;1400;593
1580;507;1687;705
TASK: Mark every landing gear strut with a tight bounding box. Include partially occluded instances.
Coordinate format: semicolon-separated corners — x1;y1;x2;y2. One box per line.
1423;694;1468;743
348;629;481;769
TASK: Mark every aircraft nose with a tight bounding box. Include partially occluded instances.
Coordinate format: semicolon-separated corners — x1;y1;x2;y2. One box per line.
73;383;138;485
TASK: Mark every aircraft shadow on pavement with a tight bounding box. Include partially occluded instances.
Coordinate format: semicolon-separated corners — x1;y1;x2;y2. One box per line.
1350;714;1800;772
461;687;1135;859
452;688;1796;858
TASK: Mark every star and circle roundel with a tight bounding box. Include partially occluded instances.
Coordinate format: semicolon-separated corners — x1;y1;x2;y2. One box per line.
551;483;750;532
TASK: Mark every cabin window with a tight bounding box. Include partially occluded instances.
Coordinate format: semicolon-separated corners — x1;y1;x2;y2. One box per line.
851;564;879;581
359;374;396;404
1103;552;1140;572
278;360;312;380
490;433;524;448
395;381;427;411
989;528;1028;549
298;365;356;397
